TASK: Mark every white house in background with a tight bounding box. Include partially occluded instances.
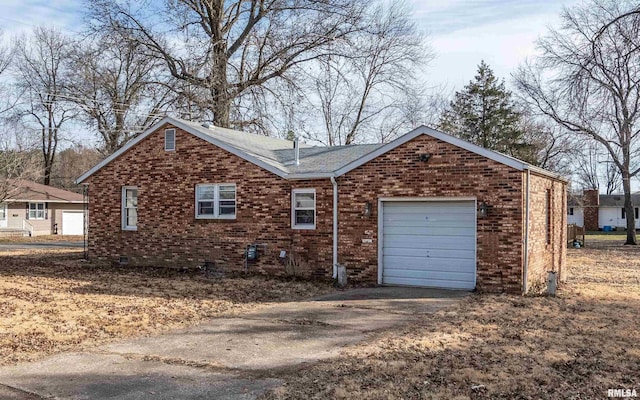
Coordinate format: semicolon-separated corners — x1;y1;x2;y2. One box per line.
0;180;86;236
568;190;640;230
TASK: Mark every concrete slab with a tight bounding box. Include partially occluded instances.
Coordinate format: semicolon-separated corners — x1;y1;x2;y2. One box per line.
102;317;363;370
0;353;280;400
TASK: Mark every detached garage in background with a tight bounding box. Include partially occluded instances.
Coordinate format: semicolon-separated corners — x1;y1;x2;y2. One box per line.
0;180;85;237
77;116;567;294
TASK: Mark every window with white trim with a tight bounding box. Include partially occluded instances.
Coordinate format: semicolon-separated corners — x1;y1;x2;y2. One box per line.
292;188;315;229
196;184;236;219
0;203;6;220
29;202;45;220
165;128;176;151
122;186;138;230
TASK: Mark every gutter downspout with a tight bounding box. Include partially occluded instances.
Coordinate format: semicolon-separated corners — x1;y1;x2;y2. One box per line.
330;176;338;278
523;168;531;294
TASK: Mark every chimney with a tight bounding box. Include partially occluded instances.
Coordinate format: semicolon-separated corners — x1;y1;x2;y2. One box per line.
294;137;300;166
583;188;600;231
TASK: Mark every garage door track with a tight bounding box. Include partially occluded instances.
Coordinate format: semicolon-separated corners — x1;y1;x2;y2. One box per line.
0;287;467;400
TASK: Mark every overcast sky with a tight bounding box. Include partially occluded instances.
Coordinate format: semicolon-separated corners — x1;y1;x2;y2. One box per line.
2;0;580;90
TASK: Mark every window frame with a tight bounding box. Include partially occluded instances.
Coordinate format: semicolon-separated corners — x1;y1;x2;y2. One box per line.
195;183;237;220
568;207;574;216
621;207;639;219
164;128;176;151
28;202;46;220
121;186;138;231
291;188;316;230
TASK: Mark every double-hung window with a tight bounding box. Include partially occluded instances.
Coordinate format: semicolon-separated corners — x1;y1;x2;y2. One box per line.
292;189;316;229
165;128;176;151
122;186;138;230
29;202;45;220
196;184;236;219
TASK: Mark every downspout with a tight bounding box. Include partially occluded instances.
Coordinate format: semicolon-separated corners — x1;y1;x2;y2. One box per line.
330;176;338;278
523;168;531;294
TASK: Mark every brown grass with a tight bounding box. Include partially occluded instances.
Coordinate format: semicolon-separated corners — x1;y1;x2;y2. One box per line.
0;235;83;243
0;251;333;366
264;240;640;400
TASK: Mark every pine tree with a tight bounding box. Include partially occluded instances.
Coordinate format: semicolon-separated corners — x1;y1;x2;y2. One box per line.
439;61;528;158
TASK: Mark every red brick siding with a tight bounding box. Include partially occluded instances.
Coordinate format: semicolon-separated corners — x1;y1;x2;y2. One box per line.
526;172;567;290
86;123;566;293
336;135;526;293
86;125;332;278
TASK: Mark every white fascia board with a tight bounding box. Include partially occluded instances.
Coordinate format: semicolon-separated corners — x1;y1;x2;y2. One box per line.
525;165;569;183
76;117;290;183
333;125;527;177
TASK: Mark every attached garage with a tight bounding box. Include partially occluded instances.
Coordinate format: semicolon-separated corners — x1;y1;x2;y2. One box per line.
62;212;84;235
379;199;476;290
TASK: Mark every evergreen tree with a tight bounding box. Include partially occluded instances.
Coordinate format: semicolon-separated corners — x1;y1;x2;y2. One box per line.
439;61;528;158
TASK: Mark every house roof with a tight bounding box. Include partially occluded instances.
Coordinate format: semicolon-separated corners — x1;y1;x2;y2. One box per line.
76;116;567;183
7;180;84;203
600;194;640;207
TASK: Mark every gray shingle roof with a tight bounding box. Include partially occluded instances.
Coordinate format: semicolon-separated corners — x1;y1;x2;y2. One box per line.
180;119;385;175
599;194;640;207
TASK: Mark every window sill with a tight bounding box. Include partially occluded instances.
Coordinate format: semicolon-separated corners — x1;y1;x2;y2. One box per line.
122;227;138;231
292;225;316;230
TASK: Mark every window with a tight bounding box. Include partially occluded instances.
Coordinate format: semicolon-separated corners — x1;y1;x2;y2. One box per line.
292;188;316;229
0;204;6;220
122;187;138;230
568;207;574;216
545;190;552;245
621;207;639;219
164;128;176;151
195;184;236;219
29;202;45;220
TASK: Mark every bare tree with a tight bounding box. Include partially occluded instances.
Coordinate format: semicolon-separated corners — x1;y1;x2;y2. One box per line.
0;122;41;203
12;27;76;185
68;34;175;155
514;0;640;244
0;30;17;115
87;0;374;128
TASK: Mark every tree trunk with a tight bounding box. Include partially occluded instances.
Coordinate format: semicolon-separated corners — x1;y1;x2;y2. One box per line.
622;173;637;245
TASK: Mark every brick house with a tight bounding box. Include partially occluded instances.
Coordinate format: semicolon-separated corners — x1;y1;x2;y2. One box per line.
77;116;567;294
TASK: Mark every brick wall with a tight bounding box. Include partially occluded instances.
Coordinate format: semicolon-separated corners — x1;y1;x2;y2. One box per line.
526;173;567;291
337;135;526;293
583;189;600;231
86;125;332;279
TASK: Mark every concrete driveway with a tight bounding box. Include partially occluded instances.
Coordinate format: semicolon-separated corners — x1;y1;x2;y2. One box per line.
0;287;467;400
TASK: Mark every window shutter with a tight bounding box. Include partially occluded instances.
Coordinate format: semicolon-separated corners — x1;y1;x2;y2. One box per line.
25;203;29;220
45;202;49;220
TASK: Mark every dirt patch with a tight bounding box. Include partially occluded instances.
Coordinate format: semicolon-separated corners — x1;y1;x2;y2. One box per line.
263;241;640;399
0;250;333;366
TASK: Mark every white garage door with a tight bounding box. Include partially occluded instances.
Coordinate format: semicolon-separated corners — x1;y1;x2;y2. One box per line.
381;200;476;290
62;212;84;235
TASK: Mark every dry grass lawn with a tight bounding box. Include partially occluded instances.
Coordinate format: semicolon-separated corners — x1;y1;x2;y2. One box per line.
0;250;333;366
265;240;640;400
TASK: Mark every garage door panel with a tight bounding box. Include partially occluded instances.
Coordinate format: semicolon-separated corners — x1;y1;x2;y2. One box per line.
382;200;476;290
383;214;476;225
383;247;475;258
382;276;475;290
383;226;475;236
382;237;475;251
383;268;475;281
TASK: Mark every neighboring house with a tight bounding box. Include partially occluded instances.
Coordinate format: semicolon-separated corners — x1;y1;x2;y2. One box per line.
0;180;86;236
568;189;640;230
77;116;567;294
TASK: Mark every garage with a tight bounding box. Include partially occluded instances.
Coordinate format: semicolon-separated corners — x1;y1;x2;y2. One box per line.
62;212;84;235
380;200;476;290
